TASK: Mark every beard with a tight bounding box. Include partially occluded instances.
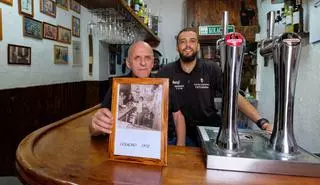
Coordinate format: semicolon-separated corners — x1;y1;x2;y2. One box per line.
179;50;197;63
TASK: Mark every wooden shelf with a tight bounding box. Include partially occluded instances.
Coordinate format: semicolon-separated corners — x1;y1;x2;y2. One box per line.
75;0;160;47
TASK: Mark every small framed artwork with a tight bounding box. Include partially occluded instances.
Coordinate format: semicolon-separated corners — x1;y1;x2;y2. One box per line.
23;16;42;39
0;9;2;41
19;0;34;17
57;25;71;44
72;16;80;37
54;45;68;64
43;22;57;40
70;0;80;14
40;0;56;18
72;40;82;66
8;44;31;65
108;78;169;166
0;0;13;6
56;0;68;10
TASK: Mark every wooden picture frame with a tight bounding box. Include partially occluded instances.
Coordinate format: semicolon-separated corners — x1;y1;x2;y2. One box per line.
43;22;57;40
108;78;169;166
56;0;68;10
72;16;80;37
57;25;71;44
18;0;34;17
0;9;2;41
70;0;80;14
23;16;42;39
0;0;13;6
40;0;56;18
54;45;68;64
8;44;31;65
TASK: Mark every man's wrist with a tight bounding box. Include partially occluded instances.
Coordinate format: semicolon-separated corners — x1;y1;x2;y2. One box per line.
256;118;269;130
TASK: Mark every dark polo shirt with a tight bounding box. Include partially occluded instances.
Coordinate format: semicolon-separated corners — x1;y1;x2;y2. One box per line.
157;59;223;142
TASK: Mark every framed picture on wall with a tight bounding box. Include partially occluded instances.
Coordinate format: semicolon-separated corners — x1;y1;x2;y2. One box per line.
8;44;31;65
108;78;169;166
70;0;80;14
43;22;57;40
40;0;56;18
56;0;68;10
57;25;71;44
72;16;80;37
72;40;82;66
0;9;2;41
54;45;68;64
0;0;13;6
19;0;34;17
23;16;42;39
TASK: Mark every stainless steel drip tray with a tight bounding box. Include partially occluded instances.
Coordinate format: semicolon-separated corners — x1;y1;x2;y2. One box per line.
198;126;320;177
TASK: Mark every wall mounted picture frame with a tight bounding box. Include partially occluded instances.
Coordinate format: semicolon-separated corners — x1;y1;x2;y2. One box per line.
43;22;57;40
0;9;2;41
40;0;56;18
54;45;68;64
108;78;169;166
0;0;13;6
8;44;31;65
72;40;82;66
70;0;80;14
19;0;34;17
57;25;71;44
56;0;68;10
23;16;42;39
72;16;80;37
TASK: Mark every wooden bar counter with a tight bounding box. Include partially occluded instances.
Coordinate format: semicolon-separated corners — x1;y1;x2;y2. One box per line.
16;106;320;185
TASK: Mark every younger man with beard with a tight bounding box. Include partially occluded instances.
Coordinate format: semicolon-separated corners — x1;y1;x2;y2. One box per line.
157;28;273;146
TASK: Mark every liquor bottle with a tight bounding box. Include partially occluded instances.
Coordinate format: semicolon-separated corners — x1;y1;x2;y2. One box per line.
144;5;149;25
134;0;140;14
138;1;145;19
148;9;153;29
293;0;304;33
284;3;294;33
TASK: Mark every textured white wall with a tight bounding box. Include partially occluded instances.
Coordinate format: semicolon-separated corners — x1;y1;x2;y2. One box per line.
0;0;90;89
256;0;320;153
145;0;185;63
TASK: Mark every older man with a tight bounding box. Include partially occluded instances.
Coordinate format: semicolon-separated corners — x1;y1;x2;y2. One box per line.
89;41;186;146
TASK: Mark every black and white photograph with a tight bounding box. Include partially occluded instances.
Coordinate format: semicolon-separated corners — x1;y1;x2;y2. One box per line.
8;44;31;65
116;84;163;131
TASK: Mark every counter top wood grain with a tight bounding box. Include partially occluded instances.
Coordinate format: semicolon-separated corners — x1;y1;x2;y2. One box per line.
16;105;320;185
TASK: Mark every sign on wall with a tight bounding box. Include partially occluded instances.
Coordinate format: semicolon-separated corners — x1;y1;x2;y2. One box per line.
199;25;235;36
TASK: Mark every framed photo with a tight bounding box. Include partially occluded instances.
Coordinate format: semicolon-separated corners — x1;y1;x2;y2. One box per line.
54;45;68;64
70;0;80;14
8;44;31;65
40;0;56;18
0;9;2;41
108;78;169;166
0;0;13;6
72;16;80;37
57;25;71;44
56;0;68;10
72;40;82;66
23;16;42;39
43;22;57;40
19;0;34;17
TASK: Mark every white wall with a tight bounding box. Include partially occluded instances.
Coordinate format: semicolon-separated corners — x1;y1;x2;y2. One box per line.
0;0;91;89
256;0;320;153
145;0;185;63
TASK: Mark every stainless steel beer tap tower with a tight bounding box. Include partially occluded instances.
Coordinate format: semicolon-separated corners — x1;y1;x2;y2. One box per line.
198;11;320;177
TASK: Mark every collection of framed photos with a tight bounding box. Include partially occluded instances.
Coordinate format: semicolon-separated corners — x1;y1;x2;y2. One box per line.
1;0;81;65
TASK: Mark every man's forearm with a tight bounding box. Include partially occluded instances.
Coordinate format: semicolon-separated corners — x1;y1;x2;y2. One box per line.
173;111;186;146
237;94;261;123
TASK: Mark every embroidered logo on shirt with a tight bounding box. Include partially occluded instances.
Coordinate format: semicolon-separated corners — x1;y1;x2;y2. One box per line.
172;80;180;85
200;78;204;83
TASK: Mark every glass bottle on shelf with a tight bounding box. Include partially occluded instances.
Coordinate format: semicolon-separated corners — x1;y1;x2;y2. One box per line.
293;0;303;33
284;3;294;33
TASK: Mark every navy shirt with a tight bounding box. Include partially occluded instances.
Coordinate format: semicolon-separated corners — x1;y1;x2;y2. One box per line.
157;59;223;142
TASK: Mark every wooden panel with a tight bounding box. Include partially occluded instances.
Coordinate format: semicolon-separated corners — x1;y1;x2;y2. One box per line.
0;80;109;175
15;108;320;185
